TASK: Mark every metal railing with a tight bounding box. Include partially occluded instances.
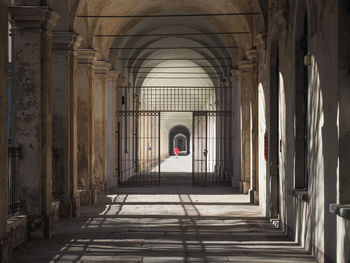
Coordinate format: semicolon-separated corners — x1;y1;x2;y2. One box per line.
8;147;23;215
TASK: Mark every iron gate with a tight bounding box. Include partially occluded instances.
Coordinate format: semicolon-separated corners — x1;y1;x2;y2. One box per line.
192;111;233;186
117;111;160;186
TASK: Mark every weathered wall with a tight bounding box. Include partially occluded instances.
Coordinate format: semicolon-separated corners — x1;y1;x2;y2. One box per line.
10;6;58;239
261;0;346;262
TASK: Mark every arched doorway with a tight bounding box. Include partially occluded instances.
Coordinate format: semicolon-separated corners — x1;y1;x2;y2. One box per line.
169;126;190;156
174;134;187;153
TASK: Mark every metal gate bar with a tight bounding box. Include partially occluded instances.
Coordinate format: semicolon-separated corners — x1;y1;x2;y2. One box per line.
117;86;232;112
193;111;233;186
117;111;160;186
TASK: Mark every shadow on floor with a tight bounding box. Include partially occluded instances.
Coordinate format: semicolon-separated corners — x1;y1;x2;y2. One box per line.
11;187;316;263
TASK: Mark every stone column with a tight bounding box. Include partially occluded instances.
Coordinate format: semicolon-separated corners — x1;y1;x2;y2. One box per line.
52;32;82;218
92;61;110;194
76;49;96;206
0;0;9;260
339;0;350;204
238;52;259;202
247;49;259;205
10;6;59;238
106;71;119;190
231;69;242;187
238;60;252;194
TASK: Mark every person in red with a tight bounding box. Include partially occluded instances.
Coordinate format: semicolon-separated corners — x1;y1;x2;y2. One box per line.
174;147;179;159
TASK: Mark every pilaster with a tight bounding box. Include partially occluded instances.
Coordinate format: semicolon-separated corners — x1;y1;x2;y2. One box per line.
238;60;253;195
10;5;59;239
247;49;259;205
230;69;242;188
238;51;258;204
52;32;82;218
106;71;119;190
92;61;110;194
76;49;97;206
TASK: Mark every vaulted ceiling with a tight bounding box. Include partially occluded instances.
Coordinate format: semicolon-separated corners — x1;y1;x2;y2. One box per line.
73;0;266;85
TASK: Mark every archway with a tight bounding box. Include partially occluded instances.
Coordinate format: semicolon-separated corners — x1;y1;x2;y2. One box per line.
169;126;190;156
174;134;187;153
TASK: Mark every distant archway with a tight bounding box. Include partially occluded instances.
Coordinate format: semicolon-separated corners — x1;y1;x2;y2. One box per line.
174;134;187;152
169;126;190;156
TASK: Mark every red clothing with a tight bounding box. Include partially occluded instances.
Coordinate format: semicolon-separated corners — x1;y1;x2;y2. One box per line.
174;148;179;155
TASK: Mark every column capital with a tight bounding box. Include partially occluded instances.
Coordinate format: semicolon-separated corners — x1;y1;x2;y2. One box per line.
246;49;258;63
231;68;241;81
93;61;111;75
76;49;97;65
107;70;120;81
10;6;59;31
256;32;267;49
237;60;254;74
53;32;83;51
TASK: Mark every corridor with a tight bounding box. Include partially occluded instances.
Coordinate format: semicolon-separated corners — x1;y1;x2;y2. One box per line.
152;155;192;173
11;187;316;263
1;0;350;262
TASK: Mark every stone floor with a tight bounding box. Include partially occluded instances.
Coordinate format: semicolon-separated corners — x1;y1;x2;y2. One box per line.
152;155;193;173
11;186;316;263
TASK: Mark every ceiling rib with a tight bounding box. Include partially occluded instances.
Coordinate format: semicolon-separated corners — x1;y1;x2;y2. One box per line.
78;12;261;18
127;66;232;69
133;72;223;75
118;58;232;61
96;32;250;37
110;46;238;50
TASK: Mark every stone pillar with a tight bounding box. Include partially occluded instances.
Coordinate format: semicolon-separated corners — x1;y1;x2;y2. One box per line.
92;61;110;194
339;0;350;204
52;32;82;218
231;69;242;187
10;6;59;238
76;49;96;206
247;49;259;205
238;52;259;202
106;71;119;190
238;60;252;194
0;0;9;260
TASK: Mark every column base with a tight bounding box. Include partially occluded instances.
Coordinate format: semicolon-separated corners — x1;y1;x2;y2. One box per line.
72;197;80;218
241;182;250;194
0;238;10;263
58;198;81;218
59;200;73;218
248;189;259;204
78;189;98;206
254;191;259;205
28;215;55;240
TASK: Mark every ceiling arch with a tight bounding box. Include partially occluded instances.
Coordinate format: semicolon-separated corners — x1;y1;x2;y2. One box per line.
73;0;266;65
